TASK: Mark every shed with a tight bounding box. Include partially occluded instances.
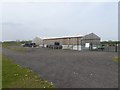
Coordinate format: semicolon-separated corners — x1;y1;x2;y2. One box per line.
32;37;43;46
81;33;100;49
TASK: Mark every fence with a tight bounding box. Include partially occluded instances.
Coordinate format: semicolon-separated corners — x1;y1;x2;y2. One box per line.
81;45;119;52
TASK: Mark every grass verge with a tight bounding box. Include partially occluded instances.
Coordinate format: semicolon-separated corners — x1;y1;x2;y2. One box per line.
2;55;55;88
0;55;2;89
2;42;21;48
2;42;28;53
113;57;120;63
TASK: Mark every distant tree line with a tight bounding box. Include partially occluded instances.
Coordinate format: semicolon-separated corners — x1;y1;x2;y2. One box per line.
2;40;32;47
101;40;120;46
3;40;32;43
20;40;32;44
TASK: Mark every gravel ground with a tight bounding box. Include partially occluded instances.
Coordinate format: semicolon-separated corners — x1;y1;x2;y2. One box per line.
2;47;118;88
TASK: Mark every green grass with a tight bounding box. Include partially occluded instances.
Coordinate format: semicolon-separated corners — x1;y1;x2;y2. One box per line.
113;57;120;63
2;55;55;88
2;42;21;48
0;55;2;89
2;42;28;53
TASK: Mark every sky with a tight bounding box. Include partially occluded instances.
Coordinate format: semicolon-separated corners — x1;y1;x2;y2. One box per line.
1;0;119;41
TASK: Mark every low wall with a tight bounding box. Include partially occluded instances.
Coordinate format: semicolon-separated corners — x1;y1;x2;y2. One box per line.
62;45;81;51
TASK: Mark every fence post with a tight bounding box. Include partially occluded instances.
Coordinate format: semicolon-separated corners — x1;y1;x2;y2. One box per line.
115;43;117;52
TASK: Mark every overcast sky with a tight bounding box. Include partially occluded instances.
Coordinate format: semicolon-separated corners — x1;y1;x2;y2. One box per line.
1;0;118;41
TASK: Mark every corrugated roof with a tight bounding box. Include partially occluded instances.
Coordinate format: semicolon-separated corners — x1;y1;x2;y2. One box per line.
43;35;83;40
34;33;100;40
82;33;100;40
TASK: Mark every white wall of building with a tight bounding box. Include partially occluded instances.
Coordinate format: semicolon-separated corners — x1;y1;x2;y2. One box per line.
62;45;81;51
32;37;43;46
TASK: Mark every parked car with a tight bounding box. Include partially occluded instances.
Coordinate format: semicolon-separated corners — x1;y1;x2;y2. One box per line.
97;44;105;51
46;42;62;49
22;43;37;47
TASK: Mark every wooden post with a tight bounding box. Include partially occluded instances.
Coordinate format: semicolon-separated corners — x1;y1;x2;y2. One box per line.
77;37;79;50
81;39;82;50
43;39;44;48
115;43;117;52
68;38;70;49
67;38;70;49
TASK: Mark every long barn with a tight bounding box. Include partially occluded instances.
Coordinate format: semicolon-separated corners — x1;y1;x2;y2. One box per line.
42;33;101;51
43;36;83;50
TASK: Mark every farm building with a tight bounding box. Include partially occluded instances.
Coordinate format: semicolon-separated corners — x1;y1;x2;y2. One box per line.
32;37;43;46
81;33;101;50
43;36;83;50
43;33;101;50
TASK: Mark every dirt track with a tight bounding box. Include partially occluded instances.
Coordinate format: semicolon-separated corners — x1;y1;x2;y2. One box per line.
2;47;118;88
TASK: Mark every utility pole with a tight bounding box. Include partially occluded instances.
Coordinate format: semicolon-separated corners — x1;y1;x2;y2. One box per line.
115;42;118;52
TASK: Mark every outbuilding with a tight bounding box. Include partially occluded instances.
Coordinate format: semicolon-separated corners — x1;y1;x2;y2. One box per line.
81;33;101;50
34;33;101;50
43;36;83;50
32;37;43;46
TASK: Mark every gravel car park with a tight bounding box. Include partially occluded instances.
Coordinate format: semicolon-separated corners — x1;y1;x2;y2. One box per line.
2;46;118;88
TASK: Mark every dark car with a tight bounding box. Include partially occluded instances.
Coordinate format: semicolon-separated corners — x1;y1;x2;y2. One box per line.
23;43;37;47
46;42;62;49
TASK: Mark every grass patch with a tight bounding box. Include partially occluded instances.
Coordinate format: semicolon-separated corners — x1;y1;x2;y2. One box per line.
2;42;28;53
2;55;55;88
0;55;2;89
2;42;21;48
113;57;120;63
